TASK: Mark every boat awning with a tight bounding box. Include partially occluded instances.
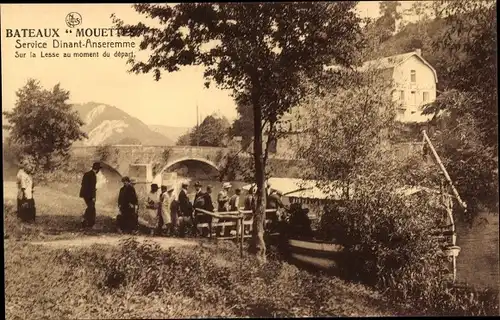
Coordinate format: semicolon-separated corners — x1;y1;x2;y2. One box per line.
241;177;344;200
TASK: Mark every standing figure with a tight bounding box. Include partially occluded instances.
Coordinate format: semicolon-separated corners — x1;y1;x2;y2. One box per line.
218;182;231;212
159;185;175;236
243;186;256;235
244;187;256;211
225;188;242;237
117;176;139;233
192;181;205;236
203;185;215;212
146;184;161;235
178;182;193;237
265;181;273;198
217;182;232;236
79;162;101;228
200;185;215;237
16;159;36;223
229;188;242;211
267;190;284;232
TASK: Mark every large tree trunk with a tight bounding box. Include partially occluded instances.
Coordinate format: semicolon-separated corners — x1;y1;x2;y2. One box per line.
249;90;267;263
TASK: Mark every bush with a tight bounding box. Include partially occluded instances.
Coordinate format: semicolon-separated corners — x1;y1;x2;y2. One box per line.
42;238;397;317
318;188;499;316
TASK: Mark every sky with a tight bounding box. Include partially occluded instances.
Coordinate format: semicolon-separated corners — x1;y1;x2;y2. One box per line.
1;2;420;128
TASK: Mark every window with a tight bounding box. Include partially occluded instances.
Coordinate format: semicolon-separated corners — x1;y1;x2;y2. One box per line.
423;91;429;103
410;70;416;82
410;91;416;105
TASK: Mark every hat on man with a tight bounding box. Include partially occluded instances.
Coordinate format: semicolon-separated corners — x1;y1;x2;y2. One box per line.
223;182;232;189
122;176;131;183
92;162;101;170
194;181;202;188
181;182;189;188
130;178;137;185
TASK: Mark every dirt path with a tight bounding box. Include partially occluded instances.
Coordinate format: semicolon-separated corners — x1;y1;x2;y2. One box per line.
30;235;200;250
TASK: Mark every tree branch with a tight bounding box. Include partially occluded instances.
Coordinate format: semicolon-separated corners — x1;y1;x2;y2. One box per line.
263;119;277;166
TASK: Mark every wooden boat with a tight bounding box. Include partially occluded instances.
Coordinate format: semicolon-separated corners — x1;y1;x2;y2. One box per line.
286;238;344;270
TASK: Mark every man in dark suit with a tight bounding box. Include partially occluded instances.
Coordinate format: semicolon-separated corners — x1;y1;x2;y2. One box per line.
178;182;193;237
201;185;215;237
79;162;101;228
192;181;205;236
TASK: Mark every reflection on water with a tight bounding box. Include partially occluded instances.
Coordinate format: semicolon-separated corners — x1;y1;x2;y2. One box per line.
456;213;500;290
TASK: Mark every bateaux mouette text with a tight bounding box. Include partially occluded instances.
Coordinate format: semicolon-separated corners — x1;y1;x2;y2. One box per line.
6;27;133;38
6;28;61;38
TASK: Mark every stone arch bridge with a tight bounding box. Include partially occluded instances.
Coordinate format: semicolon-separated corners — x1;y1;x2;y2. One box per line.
71;145;239;183
70;142;424;185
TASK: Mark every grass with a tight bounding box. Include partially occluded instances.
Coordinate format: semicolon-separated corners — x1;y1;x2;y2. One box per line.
4;180;402;318
5;237;399;318
3;180;499;318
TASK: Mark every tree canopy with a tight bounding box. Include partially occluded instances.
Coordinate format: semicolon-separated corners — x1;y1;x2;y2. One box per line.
3;79;87;175
113;2;365;261
176;114;230;147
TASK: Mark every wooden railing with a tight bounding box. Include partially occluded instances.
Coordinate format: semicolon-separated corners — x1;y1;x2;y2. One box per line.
195;208;278;257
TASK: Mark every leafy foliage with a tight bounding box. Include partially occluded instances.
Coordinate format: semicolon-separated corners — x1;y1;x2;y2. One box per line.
363;0;497;218
176;114;230;147
230;96;254;148
3;79;87;174
95;145;116;163
113;2;365;260
423;91;499;218
297;70;398;199
435;0;497;149
317;186;499;316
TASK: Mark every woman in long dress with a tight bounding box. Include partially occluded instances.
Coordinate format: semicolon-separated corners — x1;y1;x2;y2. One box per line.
160;185;175;236
146;184;161;234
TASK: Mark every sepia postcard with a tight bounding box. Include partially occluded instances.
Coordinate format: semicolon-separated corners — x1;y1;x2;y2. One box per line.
2;2;498;318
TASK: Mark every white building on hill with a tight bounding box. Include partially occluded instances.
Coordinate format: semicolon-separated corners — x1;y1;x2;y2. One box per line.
361;49;438;123
266;50;438;157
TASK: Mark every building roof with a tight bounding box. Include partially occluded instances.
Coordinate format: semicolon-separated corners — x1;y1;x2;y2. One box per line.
360;51;438;83
325;50;438;83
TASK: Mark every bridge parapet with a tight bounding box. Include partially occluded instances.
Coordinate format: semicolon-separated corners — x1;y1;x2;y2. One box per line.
70;145;232;177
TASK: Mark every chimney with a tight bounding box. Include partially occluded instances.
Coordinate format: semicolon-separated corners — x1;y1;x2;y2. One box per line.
416;49;422;56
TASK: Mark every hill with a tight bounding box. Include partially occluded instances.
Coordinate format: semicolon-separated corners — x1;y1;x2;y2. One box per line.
72;102;174;146
149;124;191;145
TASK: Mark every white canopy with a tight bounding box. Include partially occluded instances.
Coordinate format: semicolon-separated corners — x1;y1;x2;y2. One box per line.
241;178;344;200
242;178;447;201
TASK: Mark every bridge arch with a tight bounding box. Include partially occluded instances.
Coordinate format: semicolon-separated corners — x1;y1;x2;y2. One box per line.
98;162;123;178
159;156;221;175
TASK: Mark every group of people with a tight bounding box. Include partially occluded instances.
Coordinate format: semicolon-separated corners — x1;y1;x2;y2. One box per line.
14;159;287;238
145;181;255;237
78;161;287;236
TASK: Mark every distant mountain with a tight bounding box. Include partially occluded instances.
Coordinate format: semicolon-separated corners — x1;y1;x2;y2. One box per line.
73;102;174;146
149;125;191;145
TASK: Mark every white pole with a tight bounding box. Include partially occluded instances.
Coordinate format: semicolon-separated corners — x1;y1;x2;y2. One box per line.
422;130;467;210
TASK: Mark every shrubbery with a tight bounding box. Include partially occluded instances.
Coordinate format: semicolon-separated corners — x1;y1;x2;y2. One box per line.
317;188;499;316
42;238;394;318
